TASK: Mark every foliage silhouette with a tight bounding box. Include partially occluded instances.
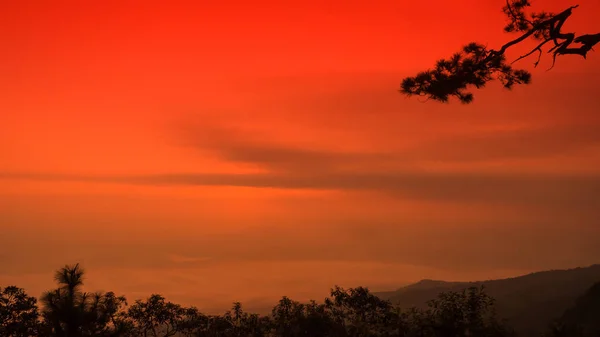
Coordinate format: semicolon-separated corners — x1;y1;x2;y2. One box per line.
415;286;515;337
39;264;128;337
271;297;334;336
0;286;41;337
1;263;599;336
126;294;185;337
324;286;402;336
400;0;600;104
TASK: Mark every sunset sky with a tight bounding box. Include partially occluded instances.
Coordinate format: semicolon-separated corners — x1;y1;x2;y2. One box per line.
1;0;600;313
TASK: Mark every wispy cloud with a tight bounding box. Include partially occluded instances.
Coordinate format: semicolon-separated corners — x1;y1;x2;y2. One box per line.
173;118;600;175
2;170;600;212
168;254;212;264
3;119;600;218
406;122;600;162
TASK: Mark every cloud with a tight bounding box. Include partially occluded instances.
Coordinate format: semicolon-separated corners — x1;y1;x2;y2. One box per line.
173;118;600;174
4;117;600;213
168;254;212;264
125;171;600;213
2;170;600;212
175;123;401;172
407;122;600;162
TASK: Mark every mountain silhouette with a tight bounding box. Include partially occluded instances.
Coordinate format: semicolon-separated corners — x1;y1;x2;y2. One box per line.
557;280;600;336
375;264;600;337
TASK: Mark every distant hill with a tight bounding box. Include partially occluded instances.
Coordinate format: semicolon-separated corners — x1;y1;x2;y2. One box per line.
375;264;600;337
558;280;600;336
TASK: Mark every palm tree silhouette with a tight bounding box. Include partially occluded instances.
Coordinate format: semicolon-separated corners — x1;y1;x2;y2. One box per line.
40;263;128;337
41;263;86;337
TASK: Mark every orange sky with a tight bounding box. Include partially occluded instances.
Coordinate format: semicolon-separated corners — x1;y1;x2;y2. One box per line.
1;0;600;313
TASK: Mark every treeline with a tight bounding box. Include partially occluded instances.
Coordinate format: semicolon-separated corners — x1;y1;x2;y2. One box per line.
0;264;590;337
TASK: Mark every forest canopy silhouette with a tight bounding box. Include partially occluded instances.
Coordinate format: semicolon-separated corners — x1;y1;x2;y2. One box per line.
400;0;600;104
1;263;599;337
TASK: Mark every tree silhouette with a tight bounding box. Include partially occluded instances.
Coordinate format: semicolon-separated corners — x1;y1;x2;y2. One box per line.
324;286;402;336
40;263;87;336
39;263;128;337
222;302;267;337
0;286;41;337
413;286;515;337
400;0;600;104
126;294;203;337
271;297;333;337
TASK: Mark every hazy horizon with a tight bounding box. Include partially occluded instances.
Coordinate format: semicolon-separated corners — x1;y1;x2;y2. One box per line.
0;261;566;314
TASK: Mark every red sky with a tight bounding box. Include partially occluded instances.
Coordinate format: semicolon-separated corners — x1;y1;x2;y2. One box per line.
1;0;600;313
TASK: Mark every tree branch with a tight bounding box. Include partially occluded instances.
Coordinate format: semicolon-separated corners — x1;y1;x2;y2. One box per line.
511;37;552;66
489;5;578;58
400;1;598;104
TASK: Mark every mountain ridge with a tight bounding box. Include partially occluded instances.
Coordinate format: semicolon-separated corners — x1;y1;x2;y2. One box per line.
375;264;600;336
